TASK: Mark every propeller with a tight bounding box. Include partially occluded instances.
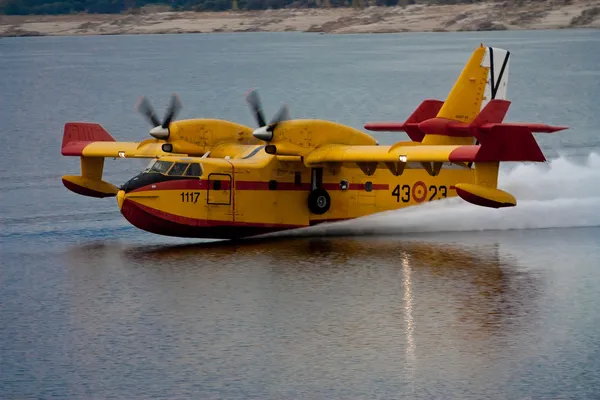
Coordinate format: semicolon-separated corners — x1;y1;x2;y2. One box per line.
245;89;290;142
137;94;182;140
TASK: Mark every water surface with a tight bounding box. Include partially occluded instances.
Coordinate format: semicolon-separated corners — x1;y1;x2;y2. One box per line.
1;29;600;399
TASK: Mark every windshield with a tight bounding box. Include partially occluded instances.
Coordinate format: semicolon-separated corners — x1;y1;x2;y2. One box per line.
144;159;157;171
148;161;173;174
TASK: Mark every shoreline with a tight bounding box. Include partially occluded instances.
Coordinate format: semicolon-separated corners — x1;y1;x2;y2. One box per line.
1;2;599;38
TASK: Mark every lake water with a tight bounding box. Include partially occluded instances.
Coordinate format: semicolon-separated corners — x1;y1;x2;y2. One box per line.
1;29;600;399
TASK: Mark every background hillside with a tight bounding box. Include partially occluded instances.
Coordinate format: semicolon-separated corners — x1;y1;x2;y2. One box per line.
1;0;597;36
0;0;563;15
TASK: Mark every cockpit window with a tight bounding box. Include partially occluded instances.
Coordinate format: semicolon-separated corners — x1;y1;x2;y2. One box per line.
148;161;173;174
185;163;202;177
168;162;189;176
144;159;157;171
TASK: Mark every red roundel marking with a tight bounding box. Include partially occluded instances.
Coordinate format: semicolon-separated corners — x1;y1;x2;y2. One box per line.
412;181;427;203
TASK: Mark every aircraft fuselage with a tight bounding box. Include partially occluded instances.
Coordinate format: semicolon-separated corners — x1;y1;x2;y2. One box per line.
117;147;474;239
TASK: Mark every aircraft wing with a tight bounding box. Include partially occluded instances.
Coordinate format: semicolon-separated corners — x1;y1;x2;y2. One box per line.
303;117;554;166
61;122;183;158
62;140;178;158
303;143;472;165
61;122;185;199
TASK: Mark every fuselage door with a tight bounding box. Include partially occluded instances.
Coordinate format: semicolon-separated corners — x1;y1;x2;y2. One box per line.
207;173;232;206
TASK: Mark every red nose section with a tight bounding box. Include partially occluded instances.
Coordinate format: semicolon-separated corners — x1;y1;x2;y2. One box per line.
120;199;300;239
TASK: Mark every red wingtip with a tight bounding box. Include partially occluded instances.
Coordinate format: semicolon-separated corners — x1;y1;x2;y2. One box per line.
61;122;115;156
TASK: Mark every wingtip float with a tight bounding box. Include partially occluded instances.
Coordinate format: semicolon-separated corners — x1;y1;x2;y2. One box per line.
60;44;567;239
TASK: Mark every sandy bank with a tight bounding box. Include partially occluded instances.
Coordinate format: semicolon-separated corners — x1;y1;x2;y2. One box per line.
1;1;599;37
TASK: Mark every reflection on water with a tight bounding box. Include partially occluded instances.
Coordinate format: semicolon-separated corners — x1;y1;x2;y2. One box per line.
401;251;415;391
114;237;540;337
51;236;543;398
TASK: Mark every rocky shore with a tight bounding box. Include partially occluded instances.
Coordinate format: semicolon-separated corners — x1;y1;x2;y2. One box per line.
1;0;599;37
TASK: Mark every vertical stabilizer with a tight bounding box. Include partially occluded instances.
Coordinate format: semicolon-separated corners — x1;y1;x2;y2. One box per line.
481;47;510;109
422;45;511;146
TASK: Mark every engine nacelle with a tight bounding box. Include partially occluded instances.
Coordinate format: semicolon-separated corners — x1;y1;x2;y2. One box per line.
166;119;258;156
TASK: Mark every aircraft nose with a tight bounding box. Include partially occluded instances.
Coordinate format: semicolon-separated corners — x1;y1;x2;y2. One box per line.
117;190;125;210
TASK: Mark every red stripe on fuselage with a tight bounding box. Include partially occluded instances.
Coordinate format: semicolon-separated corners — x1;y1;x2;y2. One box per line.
235;181;312;191
130;179;390;193
322;183;389;191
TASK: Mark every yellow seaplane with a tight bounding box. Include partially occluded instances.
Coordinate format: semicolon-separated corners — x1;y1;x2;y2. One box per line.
61;44;566;239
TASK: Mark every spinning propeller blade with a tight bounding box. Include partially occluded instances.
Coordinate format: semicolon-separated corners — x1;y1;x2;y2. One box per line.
245;89;267;128
245;89;291;142
136;96;161;128
270;104;291;126
162;94;182;129
137;94;183;140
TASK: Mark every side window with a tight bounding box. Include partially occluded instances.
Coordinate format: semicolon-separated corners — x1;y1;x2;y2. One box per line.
365;181;373;192
294;172;302;186
168;162;189;176
185;163;202;177
213;180;221;190
149;161;173;174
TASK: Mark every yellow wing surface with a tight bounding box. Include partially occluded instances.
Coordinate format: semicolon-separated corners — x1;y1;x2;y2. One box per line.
303;143;466;165
60;122;178;198
61;122;183;158
60;120;259;198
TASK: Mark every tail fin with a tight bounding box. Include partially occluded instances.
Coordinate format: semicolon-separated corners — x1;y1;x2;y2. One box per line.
423;45;511;146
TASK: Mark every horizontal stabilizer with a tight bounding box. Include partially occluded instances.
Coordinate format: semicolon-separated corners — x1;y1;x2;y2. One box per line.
476;125;547;162
471;99;511;126
414;100;566;160
455;183;516;208
447;126;546;162
479;123;568;133
418;99;511;137
363;99;444;142
62;122;115;156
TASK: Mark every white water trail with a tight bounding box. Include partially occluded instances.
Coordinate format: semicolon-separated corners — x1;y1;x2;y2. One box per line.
275;153;600;237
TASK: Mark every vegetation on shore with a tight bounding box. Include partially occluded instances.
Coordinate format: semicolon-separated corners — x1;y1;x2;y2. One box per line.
0;0;564;16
